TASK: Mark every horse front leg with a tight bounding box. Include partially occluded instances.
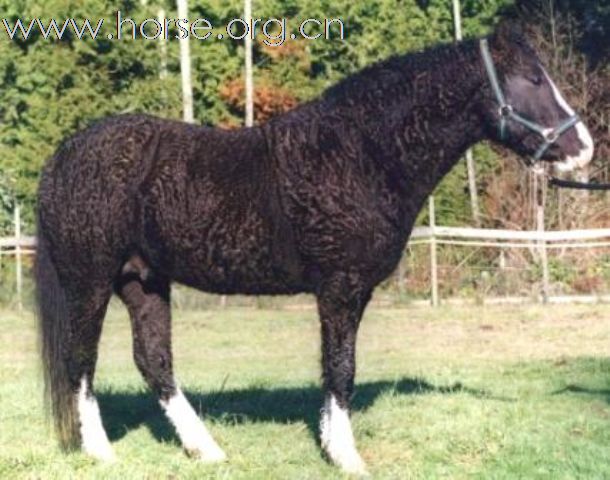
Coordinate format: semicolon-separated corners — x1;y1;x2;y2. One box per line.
317;275;372;475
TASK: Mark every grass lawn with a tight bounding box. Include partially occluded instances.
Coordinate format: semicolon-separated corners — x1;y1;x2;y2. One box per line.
1;301;609;479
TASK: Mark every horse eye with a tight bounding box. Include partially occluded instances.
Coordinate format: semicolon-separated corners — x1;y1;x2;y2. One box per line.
530;76;543;86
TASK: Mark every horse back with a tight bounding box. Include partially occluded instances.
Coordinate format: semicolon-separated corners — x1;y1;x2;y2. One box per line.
38;114;307;294
129;116;306;294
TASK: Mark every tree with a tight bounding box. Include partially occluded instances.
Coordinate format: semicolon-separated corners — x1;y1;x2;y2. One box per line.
0;0;526;232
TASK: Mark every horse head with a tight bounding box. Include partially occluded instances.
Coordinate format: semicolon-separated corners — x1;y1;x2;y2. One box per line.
479;22;594;173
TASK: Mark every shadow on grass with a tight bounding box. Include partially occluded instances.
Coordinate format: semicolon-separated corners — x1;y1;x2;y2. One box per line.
552;385;610;404
97;377;509;445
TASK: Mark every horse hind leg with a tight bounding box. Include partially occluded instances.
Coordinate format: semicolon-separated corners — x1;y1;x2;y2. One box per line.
36;227;115;460
59;286;115;460
116;261;226;462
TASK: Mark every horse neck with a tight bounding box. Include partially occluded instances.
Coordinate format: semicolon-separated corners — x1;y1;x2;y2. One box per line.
350;40;488;204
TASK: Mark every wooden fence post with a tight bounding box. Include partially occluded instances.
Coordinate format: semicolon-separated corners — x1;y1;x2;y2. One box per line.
429;197;439;307
537;204;549;304
397;259;406;298
14;205;22;312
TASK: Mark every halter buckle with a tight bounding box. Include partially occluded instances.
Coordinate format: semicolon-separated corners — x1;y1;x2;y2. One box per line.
499;105;513;117
544;130;559;143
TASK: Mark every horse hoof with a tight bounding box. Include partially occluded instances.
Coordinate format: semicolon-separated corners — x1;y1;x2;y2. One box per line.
86;447;117;463
324;447;368;476
339;457;369;477
187;446;227;463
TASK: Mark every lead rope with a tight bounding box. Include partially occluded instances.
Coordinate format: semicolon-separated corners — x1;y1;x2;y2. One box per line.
531;165;610;191
547;175;610;191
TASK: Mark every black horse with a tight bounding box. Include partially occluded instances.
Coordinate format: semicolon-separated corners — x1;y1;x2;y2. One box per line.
36;22;593;474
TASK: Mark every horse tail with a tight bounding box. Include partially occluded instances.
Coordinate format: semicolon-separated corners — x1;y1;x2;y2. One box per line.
36;215;79;449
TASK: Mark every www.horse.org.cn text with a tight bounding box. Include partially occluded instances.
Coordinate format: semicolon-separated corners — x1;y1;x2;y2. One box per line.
1;12;346;47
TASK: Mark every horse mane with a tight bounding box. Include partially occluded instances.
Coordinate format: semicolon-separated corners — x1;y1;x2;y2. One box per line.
255;36;487;193
319;39;481;111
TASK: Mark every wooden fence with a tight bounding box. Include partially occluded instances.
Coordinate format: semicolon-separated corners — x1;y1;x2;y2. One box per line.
0;207;34;311
3;200;610;309
411;198;610;305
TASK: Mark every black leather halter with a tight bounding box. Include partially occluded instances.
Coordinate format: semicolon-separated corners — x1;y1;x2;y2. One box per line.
480;38;609;191
480;39;580;163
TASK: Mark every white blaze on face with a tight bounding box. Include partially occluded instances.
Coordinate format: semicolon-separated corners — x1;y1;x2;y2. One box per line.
160;387;226;462
542;68;594;172
77;376;115;461
320;394;367;475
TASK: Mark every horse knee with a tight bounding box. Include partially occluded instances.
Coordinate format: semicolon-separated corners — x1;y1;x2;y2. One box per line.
132;334;174;398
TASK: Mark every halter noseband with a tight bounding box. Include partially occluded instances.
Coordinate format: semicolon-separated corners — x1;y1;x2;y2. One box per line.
479;38;580;163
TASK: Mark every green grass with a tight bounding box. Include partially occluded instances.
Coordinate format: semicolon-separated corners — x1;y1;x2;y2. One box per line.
1;301;609;479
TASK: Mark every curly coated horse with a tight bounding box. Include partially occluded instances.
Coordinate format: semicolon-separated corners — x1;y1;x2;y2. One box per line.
36;22;593;474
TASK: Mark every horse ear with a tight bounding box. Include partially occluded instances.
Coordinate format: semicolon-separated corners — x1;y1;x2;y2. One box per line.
511;21;527;41
492;19;526;51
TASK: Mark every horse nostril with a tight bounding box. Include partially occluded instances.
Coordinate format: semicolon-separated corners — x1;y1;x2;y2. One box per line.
544;143;563;159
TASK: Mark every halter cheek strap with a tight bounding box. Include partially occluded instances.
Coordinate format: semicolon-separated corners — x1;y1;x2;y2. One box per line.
479;38;580;162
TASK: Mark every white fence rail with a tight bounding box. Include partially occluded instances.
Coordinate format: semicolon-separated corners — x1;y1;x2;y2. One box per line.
411;226;610;243
0;236;35;250
4;228;610;250
3;199;610;308
408;225;610;306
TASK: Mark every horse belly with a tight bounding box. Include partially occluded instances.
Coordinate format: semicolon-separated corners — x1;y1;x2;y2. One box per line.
161;219;307;295
170;249;305;295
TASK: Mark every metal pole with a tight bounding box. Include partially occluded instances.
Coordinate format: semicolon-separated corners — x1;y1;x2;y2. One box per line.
244;0;254;127
177;0;194;123
237;0;257;309
429;197;439;307
158;9;168;80
452;0;481;226
452;0;463;41
14;205;22;312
